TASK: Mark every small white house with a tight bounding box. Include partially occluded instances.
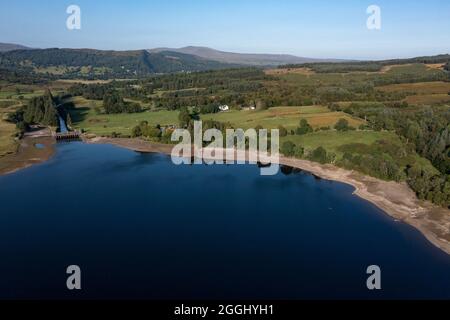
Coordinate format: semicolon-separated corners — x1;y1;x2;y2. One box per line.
219;105;230;112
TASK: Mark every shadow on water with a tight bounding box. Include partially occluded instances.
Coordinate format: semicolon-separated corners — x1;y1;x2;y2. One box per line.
280;165;302;175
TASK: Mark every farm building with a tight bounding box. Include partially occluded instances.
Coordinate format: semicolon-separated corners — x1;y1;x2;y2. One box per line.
218;105;230;112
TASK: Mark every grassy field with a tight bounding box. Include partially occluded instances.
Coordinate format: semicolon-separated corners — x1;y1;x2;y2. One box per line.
0;118;17;156
281;130;396;156
0;104;19;156
203;106;365;130
0;81;71;100
72;109;178;136
0;87;26;156
71;103;365;136
71;97;178;136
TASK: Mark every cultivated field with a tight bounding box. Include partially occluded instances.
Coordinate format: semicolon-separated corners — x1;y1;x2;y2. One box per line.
70;102;366;137
404;94;450;105
203;106;365;130
376;81;450;94
274;63;445;87
376;81;450;105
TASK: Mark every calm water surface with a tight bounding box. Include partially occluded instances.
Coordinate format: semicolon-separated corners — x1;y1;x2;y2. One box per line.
0;142;449;299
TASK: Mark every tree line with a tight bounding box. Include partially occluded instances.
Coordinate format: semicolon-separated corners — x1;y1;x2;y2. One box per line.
6;89;59;134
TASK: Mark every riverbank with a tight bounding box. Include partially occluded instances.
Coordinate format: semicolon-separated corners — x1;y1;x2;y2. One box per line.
87;136;450;255
0;128;55;176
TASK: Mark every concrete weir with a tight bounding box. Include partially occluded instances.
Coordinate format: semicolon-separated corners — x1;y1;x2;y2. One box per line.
54;131;81;141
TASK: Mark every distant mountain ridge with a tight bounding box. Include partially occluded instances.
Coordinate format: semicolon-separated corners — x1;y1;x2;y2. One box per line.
0;42;30;52
149;46;343;66
1;43;343;70
1;43;448;79
0;48;238;78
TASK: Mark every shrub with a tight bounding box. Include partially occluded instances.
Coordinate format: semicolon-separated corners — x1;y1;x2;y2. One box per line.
294;145;304;157
281;141;295;156
309;146;329;164
131;125;142;138
296;118;313;135
334;118;349;131
278;125;288;137
103;92;142;114
199;103;220;114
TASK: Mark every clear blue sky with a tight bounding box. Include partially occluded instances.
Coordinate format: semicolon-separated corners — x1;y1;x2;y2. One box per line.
1;0;450;60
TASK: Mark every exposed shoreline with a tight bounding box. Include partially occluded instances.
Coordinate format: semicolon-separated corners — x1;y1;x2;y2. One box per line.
0;130;55;176
1;135;449;255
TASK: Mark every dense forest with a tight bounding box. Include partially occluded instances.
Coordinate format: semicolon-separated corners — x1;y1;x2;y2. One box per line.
67;68;272;111
327;102;450;207
103;92;142;114
66;63;448;113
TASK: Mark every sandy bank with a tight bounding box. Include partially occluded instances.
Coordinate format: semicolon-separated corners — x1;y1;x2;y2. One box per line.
88;137;450;255
0;129;56;176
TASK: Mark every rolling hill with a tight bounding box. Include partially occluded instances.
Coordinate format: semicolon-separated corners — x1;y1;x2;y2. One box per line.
0;48;239;78
0;42;30;52
149;46;342;66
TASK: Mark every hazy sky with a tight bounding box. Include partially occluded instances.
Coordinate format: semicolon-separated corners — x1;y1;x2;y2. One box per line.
1;0;450;60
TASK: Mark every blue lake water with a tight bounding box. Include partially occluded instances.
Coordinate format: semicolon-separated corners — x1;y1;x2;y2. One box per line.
0;142;449;299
